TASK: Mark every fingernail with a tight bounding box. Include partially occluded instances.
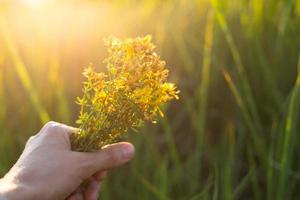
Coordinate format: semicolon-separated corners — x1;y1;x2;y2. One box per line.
121;145;134;160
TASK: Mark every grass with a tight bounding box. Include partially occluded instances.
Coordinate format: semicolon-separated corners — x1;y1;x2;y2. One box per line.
0;18;50;124
0;0;300;199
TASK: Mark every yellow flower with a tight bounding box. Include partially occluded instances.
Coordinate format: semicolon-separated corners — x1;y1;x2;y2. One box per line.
71;35;179;152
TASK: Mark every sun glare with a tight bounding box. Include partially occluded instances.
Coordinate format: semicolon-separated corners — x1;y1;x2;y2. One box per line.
22;0;48;7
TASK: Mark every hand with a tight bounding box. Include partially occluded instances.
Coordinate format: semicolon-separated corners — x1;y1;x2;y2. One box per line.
0;121;134;200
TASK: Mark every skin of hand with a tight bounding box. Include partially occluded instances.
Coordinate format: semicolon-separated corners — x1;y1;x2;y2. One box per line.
0;121;135;200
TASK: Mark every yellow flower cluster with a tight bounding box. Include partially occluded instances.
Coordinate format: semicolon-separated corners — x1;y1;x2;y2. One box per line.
71;35;179;152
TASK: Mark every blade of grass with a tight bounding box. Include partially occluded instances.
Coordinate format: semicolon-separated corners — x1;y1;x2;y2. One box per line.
190;10;215;193
247;146;262;200
182;95;199;130
160;114;186;196
172;31;195;73
222;122;235;200
233;168;255;199
277;56;300;200
142;126;164;167
252;0;263;30
99;179;110;200
49;56;70;123
0;19;49;123
0;56;10;176
189;175;213;200
253;41;282;108
161;116;180;168
156;160;169;198
196;10;214;150
213;162;219;200
0;54;5;124
267;114;281;200
223;71;265;159
211;0;263;137
134;172;170;200
0;53;17;174
276;0;296;50
267;126;275;200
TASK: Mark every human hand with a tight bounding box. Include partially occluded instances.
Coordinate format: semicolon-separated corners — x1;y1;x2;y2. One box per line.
0;121;134;200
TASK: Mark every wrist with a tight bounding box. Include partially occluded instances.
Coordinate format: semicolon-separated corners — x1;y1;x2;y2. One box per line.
0;177;33;200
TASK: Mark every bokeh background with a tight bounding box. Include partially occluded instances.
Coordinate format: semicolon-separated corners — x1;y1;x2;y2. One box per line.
0;0;300;199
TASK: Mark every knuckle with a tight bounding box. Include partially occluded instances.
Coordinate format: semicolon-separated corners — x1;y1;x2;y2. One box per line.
44;121;57;127
43;121;62;135
41;121;74;137
28;136;35;141
25;136;36;146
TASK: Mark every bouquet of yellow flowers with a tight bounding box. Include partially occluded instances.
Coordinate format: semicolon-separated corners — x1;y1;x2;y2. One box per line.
71;35;179;152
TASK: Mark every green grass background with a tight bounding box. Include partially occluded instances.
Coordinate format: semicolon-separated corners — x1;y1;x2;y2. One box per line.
0;0;300;199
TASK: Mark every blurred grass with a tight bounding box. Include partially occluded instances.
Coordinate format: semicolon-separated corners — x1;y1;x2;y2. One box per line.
0;0;300;199
0;18;50;123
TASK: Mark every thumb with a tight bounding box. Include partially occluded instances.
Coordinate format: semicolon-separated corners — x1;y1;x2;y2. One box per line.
75;142;134;177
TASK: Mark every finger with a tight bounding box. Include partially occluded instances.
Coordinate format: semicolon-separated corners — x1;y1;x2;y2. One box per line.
24;122;77;151
38;121;78;148
94;170;108;181
75;142;134;177
41;121;77;137
84;178;101;200
66;188;84;200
